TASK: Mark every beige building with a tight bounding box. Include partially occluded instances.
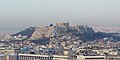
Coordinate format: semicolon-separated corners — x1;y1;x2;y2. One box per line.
0;49;15;55
18;54;71;60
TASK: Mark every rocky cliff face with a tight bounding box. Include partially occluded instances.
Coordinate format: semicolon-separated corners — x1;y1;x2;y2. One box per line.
31;25;95;39
31;26;68;38
75;25;95;34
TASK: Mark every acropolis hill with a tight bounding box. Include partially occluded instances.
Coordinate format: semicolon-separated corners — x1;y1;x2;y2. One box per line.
14;22;120;41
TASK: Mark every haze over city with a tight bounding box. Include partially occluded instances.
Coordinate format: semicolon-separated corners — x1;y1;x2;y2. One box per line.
0;0;120;32
1;0;120;60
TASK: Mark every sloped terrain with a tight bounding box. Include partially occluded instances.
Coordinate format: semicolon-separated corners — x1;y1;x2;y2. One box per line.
13;25;120;41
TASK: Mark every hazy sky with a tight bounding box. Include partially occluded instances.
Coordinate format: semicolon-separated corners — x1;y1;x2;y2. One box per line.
0;0;120;32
